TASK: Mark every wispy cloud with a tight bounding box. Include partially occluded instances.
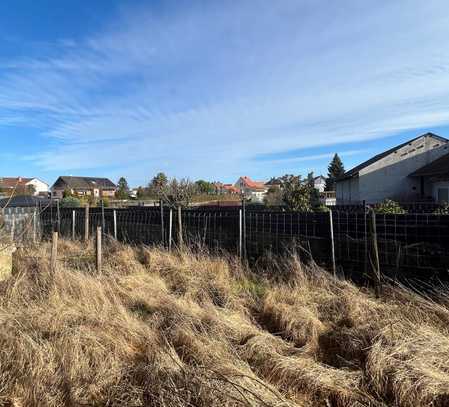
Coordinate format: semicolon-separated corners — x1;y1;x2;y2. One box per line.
1;1;449;183
256;150;370;165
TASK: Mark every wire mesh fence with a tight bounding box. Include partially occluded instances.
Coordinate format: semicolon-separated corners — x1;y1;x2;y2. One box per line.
39;205;449;278
0;207;40;243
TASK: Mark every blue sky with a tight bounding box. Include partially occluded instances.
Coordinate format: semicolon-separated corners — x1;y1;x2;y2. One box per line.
2;1;449;187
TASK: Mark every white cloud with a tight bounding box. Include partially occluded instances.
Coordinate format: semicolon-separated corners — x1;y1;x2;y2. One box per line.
1;0;449;183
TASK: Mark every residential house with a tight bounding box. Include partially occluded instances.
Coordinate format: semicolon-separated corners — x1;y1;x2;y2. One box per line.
313;175;326;193
0;177;49;197
336;132;449;204
235;176;268;202
213;182;241;194
51;176;117;199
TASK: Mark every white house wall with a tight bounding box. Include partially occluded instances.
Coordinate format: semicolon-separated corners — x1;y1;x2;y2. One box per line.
26;179;49;195
338;135;449;204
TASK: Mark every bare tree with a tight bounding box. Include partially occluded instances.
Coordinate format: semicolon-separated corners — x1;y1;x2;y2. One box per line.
158;178;198;207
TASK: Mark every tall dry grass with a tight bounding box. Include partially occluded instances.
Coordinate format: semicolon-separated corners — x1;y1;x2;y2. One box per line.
0;240;448;406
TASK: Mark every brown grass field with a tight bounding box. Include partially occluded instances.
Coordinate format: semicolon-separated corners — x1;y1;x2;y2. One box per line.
0;240;449;406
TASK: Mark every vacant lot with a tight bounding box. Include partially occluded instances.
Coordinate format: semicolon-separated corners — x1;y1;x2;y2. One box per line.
0;241;448;406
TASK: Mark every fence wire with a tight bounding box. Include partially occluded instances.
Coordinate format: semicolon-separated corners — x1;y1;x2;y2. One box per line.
39;206;449;278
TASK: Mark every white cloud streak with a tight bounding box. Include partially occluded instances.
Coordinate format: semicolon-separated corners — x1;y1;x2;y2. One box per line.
1;1;449;183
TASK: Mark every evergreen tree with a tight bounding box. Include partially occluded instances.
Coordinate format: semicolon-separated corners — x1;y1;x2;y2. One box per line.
325;154;345;191
149;172;168;197
116;177;130;199
195;180;214;194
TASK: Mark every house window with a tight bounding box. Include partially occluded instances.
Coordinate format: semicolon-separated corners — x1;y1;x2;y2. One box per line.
437;188;449;203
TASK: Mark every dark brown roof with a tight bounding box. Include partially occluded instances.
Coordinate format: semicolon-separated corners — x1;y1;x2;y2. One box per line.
52;176;116;190
338;133;448;181
409;152;449;177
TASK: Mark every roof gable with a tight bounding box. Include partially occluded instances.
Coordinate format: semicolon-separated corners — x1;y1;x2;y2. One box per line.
0;177;34;188
238;176;266;190
339;133;448;181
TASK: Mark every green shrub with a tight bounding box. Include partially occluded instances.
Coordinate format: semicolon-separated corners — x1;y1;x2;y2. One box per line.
375;199;406;214
434;203;449;214
313;204;330;213
60;196;81;208
101;197;110;207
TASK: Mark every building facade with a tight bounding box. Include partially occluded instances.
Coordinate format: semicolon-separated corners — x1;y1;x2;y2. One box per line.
234;176;268;203
0;177;49;197
51;176;117;199
336;133;449;204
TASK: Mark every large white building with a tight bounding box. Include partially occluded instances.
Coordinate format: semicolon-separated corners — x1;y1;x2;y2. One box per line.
336;133;449;204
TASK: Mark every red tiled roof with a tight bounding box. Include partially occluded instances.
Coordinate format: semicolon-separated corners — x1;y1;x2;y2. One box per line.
240;176;266;190
222;184;240;194
0;177;33;189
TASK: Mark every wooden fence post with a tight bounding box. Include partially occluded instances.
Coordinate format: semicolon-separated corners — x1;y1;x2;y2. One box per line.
84;205;89;242
96;227;102;273
72;210;76;240
368;208;381;297
329;209;336;277
113;210;117;240
51;231;58;273
177;206;183;249
169;208;173;251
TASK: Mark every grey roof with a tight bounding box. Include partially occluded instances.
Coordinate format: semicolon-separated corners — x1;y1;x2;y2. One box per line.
53;176;116;190
409;152;449;177
338;133;448;181
314;175;326;181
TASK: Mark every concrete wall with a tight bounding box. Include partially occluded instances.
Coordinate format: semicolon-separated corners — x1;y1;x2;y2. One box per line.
432;181;449;203
336;177;359;204
337;135;449;204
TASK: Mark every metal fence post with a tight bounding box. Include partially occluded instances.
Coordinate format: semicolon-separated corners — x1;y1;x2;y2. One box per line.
239;209;243;259
51;231;58;273
101;200;105;232
160;200;165;245
11;214;15;242
242;199;246;259
84;205;89;242
329;209;336;277
169;208;173;251
72;210;76;240
177;206;183;248
56;199;61;234
33;208;37;243
368;208;381;297
113;209;117;240
96;226;102;273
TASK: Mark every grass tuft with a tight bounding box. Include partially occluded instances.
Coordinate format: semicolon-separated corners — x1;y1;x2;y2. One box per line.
0;240;448;406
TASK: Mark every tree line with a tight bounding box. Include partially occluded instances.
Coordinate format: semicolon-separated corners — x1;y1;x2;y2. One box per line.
58;152;346;209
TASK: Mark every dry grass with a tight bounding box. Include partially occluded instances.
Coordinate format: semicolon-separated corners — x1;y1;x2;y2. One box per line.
0;240;448;406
